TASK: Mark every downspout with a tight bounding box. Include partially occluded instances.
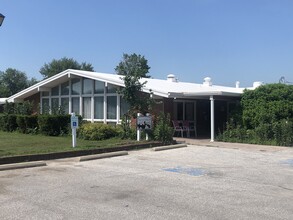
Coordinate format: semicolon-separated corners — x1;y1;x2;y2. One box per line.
210;96;215;142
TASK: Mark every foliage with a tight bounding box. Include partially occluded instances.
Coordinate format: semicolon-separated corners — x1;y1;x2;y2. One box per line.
0;114;18;132
115;53;153;115
16;115;38;134
3;101;34;115
115;53;150;78
218;84;293;146
39;57;94;79
78;123;120;141
0;68;37;98
38;115;71;136
241;84;293;128
119;114;136;139
153;113;173;144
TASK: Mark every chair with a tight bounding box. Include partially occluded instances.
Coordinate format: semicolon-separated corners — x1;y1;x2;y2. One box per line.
182;120;197;138
172;120;188;137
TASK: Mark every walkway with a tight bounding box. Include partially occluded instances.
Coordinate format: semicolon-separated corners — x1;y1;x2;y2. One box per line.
174;137;293;153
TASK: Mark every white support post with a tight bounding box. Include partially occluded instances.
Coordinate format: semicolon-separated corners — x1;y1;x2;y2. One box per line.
210;96;215;142
137;113;141;141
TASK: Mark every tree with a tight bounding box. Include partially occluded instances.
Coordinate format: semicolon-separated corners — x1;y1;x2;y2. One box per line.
241;84;293;128
115;53;150;78
39;57;94;79
0;68;33;97
115;53;152;115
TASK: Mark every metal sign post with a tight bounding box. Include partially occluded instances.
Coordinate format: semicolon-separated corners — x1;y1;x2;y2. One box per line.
71;113;79;147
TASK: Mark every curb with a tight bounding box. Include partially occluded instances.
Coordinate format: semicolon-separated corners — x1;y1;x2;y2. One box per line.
152;144;187;151
0;161;47;171
80;151;128;162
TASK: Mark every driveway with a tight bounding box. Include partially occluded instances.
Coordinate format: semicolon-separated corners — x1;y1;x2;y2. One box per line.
1;145;293;220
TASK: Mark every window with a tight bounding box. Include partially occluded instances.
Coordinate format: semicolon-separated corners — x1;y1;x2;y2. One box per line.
72;97;80;115
42;98;49;114
107;84;118;93
51;86;59;96
51;98;59;113
71;78;81;95
94;97;104;119
83;97;91;119
107;96;117;119
94;80;105;94
61;82;69;95
61;98;69;114
42;91;49;97
83;78;93;94
120;97;129;119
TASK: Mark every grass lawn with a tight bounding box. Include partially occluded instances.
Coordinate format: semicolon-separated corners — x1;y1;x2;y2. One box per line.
0;131;138;158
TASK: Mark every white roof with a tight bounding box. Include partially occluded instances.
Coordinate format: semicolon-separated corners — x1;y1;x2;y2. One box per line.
7;69;246;102
0;98;7;104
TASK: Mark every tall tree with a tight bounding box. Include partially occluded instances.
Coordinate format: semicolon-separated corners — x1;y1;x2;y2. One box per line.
115;53;150;78
39;57;94;79
115;53;152;115
0;68;32;97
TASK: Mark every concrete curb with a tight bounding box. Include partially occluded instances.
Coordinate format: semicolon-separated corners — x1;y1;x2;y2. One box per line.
80;151;128;162
0;161;47;171
152;144;187;151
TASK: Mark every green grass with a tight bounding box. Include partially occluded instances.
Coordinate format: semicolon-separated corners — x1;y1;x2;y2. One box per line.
0;131;138;158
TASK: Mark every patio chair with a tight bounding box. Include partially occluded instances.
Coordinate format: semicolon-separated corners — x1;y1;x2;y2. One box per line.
182;120;197;138
172;120;188;137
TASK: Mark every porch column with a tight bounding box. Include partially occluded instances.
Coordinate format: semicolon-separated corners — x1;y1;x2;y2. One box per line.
210;96;215;142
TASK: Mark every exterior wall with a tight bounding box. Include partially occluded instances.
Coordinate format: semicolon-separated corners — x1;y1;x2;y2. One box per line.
24;92;40;114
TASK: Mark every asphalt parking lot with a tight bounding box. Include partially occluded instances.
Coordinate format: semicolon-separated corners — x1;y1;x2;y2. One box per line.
1;145;293;220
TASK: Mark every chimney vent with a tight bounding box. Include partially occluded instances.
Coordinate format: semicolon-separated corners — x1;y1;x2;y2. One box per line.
167;74;177;82
203;77;212;86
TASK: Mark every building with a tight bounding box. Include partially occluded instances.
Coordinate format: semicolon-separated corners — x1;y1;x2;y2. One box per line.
5;69;260;141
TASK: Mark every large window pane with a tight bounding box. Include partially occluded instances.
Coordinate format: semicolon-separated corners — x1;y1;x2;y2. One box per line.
120;97;129;119
71;78;81;95
61;81;69;95
83;97;91;119
42;91;49;97
42;98;49;114
72;97;80;115
83;78;93;94
107;84;118;93
107;96;117;119
51;86;59;96
51;98;59;113
61;98;69;114
94;80;105;94
94;97;104;119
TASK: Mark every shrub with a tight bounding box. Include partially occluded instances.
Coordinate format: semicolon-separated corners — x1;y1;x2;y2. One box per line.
0;114;18;132
78;123;120;140
16;115;38;134
38;115;71;136
153;113;173;144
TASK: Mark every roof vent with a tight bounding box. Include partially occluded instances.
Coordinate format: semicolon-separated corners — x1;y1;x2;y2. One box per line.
236;81;240;88
203;77;212;86
167;74;177;82
253;81;263;88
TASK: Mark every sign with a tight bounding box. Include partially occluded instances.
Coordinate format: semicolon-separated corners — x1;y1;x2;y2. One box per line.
137;116;152;130
71;115;79;129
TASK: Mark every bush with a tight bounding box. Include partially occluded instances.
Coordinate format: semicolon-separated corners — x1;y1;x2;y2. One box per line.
38;115;71;136
78;123;120;140
153;113;173;144
0;114;18;132
16;115;38;134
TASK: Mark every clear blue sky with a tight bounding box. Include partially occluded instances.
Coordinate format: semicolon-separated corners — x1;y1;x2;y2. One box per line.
1;0;293;87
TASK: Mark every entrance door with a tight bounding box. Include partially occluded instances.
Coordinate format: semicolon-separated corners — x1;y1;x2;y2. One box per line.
196;100;210;137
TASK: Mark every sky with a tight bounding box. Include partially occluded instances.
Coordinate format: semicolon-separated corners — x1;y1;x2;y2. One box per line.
1;0;293;87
